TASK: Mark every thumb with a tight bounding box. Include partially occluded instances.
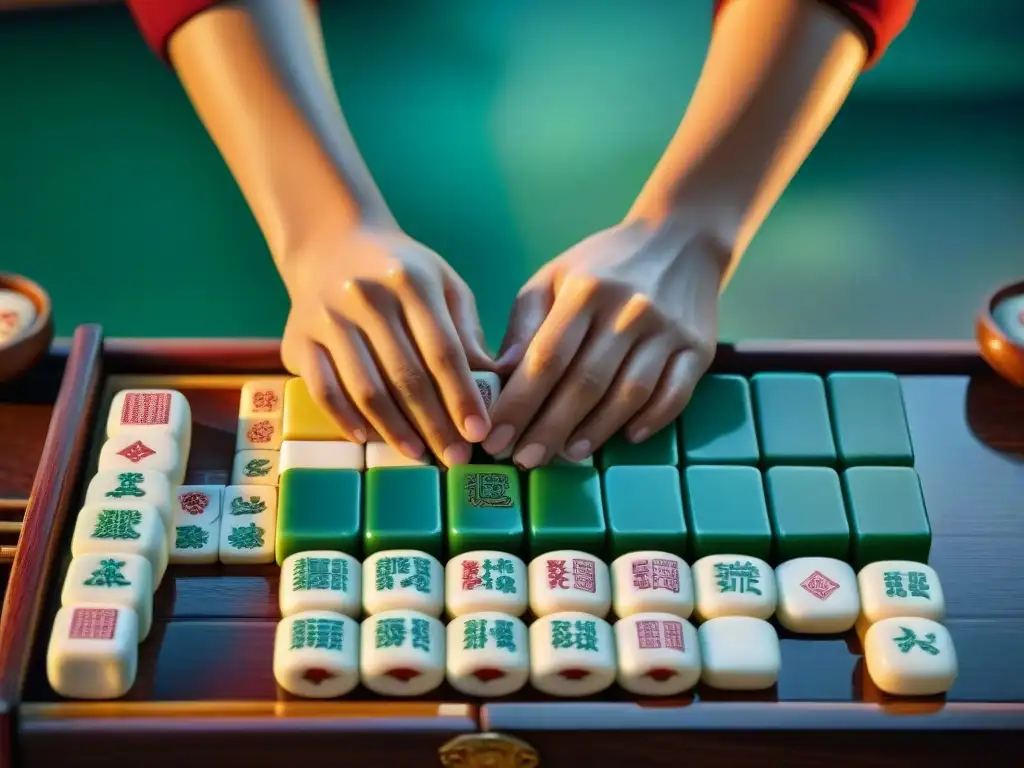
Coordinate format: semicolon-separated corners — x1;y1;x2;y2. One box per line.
444;274;495;370
495;277;554;373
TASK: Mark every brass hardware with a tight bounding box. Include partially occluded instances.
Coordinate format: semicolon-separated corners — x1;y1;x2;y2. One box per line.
0;544;17;564
439;732;539;767
0;520;22;534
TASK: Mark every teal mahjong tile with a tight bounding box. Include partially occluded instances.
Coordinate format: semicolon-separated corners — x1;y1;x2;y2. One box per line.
447;465;524;557
842;466;931;568
764;466;850;561
684;465;772;560
751;373;837;466
276;469;362;563
681;374;759;465
826;373;914;466
364;466;443;558
599;424;679;467
603;465;687;559
528;466;607;557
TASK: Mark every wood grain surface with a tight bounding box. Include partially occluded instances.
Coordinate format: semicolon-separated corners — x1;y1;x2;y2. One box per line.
9;340;1024;766
0;325;103;768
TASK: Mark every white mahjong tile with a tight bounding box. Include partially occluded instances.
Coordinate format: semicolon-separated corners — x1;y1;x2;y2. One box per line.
97;432;185;488
239;378;287;418
529;611;616;697
279;440;365;472
236;415;284;452
446;612;529;697
775;557;859;634
169;485;224;564
274;611;360;698
231;449;280;486
46;604;139;700
360;610;446;696
105;389;191;458
365;442;430;468
218;485;277;564
363;550;444;617
864;617;958;696
0;289;36;344
698;616;780;691
472;371;501;412
528;550;611;619
611;551;693;620
85;469;174;529
692;554;776;621
614;613;701;696
857;561;945;631
71;502;168;587
61;553;154;640
445;551;527;619
280;551;362;618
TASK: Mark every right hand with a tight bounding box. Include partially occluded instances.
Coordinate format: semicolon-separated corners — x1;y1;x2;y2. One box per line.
279;222;494;466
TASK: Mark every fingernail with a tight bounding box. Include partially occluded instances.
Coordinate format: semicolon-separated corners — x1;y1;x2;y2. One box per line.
483;424;515;454
352;428;367;443
443;443;472;467
565;439;591;461
463;415;489;443
630;428;650;443
514;442;546;469
400;440;425;460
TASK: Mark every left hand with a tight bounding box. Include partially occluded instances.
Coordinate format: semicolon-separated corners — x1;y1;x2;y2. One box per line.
481;216;727;467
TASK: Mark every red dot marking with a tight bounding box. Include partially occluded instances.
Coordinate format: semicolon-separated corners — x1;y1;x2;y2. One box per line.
302;668;335;685
471;667;506;683
645;668;678;682
558;668;590;681
386;667;421;682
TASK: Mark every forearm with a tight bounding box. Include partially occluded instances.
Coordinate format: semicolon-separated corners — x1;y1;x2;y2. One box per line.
167;0;392;264
628;0;870;285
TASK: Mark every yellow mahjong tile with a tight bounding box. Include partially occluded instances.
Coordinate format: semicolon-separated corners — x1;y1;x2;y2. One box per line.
282;377;347;440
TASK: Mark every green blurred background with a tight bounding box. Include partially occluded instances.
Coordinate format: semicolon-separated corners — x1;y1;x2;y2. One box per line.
0;0;1020;347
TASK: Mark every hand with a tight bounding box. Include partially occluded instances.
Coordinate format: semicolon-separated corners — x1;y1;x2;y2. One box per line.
279;222;494;465
481;216;726;467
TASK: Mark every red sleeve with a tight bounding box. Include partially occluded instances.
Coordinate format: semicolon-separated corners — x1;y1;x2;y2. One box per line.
713;0;917;68
126;0;320;64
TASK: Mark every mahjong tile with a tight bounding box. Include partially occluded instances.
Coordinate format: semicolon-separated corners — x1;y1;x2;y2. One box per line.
614;613;701;696
360;610;445;696
236;415;283;452
170;485;224;564
218;485;277;564
774;557;859;634
46;604;139;700
70;502;168;586
240;378;287;418
698;616;780;691
610;551;693;619
98;432;185;488
529;612;616;697
445;551;527;618
857;561;945;629
362;550;444;617
280;550;362;618
61;553;154;639
528;550;611;619
864;616;957;696
85;469;174;528
231;449;280;486
105;389;191;459
692;554;776;621
274;610;360;698
446;612;529;697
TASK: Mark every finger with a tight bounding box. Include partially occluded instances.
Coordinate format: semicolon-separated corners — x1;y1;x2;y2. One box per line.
562;338;673;460
493;278;555;372
444;272;494;370
396;271;491;444
482;291;593;459
625;348;708;441
296;340;369;443
510;327;637;468
356;300;472;466
323;319;426;460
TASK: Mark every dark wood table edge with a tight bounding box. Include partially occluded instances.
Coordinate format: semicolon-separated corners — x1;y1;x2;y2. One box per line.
93;337;986;376
481;701;1024;731
0;325;104;766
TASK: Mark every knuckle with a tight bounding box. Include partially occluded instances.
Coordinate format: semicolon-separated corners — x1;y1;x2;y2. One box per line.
391;364;430;399
352;383;390;414
427;343;463;372
574;368;607;400
620;377;656;407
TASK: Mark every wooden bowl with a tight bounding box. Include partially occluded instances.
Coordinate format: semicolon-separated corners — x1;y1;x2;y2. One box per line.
976;278;1024;387
0;273;54;385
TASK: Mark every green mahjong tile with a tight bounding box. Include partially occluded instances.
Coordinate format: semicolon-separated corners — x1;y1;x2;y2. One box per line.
602;465;687;559
599;424;679;467
843;466;931;568
683;465;772;560
826;373;914;466
681;374;759;465
276;469;362;564
528;466;606;557
447;465;524;557
764;466;850;561
751;373;837;465
364;466;443;558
